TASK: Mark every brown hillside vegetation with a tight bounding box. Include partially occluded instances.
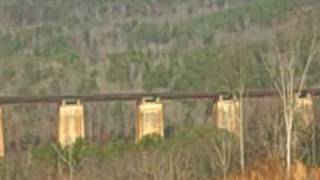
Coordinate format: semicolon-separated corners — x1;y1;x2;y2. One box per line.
228;158;320;180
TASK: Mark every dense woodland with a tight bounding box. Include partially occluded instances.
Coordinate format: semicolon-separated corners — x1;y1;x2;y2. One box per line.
1;0;320;179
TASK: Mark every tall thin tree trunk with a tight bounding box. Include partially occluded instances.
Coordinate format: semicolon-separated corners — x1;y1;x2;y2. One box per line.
239;92;245;179
89;115;93;144
68;146;74;180
286;127;291;179
312;122;316;166
285;111;293;180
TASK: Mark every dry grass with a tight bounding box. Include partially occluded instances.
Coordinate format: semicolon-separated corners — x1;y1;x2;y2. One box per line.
227;157;320;180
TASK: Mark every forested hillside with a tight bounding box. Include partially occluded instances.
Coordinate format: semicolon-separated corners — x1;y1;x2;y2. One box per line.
1;0;318;95
0;0;320;179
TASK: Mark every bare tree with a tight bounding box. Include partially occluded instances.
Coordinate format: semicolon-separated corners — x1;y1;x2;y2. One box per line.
52;141;87;180
52;144;75;180
261;10;318;178
216;37;256;178
210;132;237;180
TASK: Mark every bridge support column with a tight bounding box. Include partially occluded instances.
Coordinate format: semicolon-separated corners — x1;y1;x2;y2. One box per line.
58;99;85;147
295;93;314;126
213;96;240;135
136;97;164;142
